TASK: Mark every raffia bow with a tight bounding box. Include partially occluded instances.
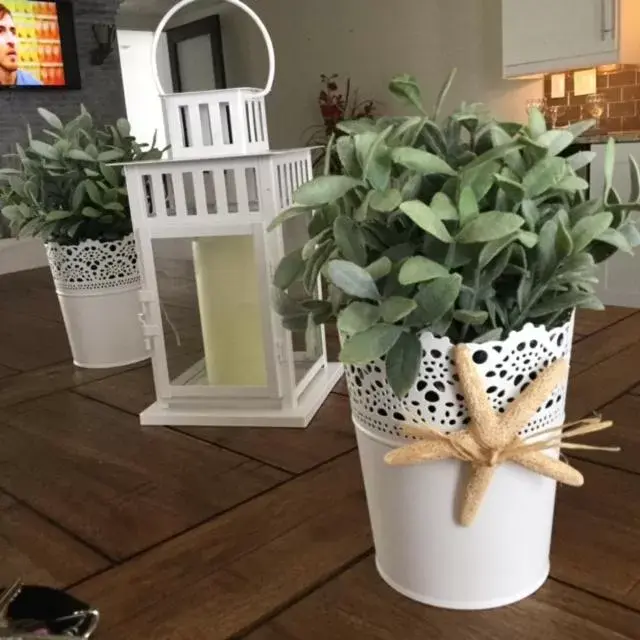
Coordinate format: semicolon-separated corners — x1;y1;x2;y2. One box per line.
384;345;619;527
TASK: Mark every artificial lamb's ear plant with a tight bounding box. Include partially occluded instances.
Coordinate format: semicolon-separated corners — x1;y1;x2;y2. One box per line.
0;106;166;244
269;69;640;398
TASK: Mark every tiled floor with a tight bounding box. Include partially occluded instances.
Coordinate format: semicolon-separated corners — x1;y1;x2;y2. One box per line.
0;268;639;639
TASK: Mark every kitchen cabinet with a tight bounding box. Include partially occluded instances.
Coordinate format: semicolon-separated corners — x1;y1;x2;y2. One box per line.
502;0;640;78
590;141;640;307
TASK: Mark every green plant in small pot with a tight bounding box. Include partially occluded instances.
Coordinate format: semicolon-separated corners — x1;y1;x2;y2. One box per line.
0;106;166;369
269;71;640;608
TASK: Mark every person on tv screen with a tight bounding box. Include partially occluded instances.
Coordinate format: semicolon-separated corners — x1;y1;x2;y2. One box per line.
0;3;42;86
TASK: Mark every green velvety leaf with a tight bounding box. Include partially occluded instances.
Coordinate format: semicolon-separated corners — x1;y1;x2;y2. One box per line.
414;274;462;323
267;205;311;231
337;301;381;335
370;188;402;212
517;273;533;311
569;199;603;225
303;242;334;294
598;228;633;253
81;206;102;219
381;296;417;323
490;125;525;175
618;221;640;248
327;260;380;300
528;107;546;139
629;154;640;202
100;163;120;187
389;74;424;112
478;233;518;268
571;212;613;252
391;147;456;176
386;332;422;398
45;210;72;221
116;118;131;138
399;200;453;243
536;129;574;156
366;256;393;280
430;192;457;221
340;323;404;364
456;212;523;244
336;120;377;136
85;181;102;206
458;186;478;226
356;130;392;191
530;291;604;317
294;176;361;207
334;215;367;265
38;108;63;130
494;173;525;200
398;255;449;284
556;215;574;256
336;136;361;177
517;230;538;248
537;218;558;278
433;68;456;120
453;309;489;325
566;119;596;139
97;149;125;163
474;328;504;344
282;313;310;332
523;156;566;198
520;199;540;230
272;289;304;316
30;140;58;161
604;137;615;197
400;173;422;200
67;149;97;162
1;204;23;222
274;248;304;289
71;182;86;212
557;175;589;192
567;151;596;172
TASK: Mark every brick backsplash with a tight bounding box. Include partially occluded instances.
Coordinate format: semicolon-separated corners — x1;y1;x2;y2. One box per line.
0;0;126;159
544;65;640;134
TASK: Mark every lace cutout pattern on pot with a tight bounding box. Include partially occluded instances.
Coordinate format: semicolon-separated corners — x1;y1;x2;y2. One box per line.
45;234;140;293
345;316;574;441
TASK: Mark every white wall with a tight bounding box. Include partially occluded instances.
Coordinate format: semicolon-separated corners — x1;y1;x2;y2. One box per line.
117;30;172;149
220;0;543;148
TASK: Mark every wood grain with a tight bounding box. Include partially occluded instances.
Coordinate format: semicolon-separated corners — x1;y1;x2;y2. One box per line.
0;392;288;559
574;307;636;337
0;312;71;371
565;339;640;420
0;492;109;587
73;452;371;639
0;361;142;409
177;393;356;473
571;312;640;375
553;460;640;607
245;560;640;640
565;394;640;474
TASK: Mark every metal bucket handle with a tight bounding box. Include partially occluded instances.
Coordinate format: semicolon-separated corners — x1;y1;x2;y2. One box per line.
151;0;275;98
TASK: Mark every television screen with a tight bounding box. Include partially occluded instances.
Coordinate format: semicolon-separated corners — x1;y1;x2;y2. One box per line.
0;0;80;88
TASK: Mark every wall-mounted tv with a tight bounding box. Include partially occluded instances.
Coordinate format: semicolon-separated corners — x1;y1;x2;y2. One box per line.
0;0;80;89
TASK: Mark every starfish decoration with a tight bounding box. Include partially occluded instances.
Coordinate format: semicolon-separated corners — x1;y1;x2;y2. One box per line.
385;344;616;526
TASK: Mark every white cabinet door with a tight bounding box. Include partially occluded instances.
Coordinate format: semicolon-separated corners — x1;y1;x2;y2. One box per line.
590;142;640;307
503;0;618;76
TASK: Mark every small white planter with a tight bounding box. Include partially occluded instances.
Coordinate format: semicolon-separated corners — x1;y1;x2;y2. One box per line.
45;234;148;369
344;317;574;610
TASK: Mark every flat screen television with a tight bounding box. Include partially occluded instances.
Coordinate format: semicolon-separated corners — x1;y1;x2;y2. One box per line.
0;0;80;89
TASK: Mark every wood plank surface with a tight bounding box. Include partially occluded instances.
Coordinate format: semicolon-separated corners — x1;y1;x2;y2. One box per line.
245;560;640;640
177;393;355;473
553;460;640;607
0;492;109;587
571;311;640;375
565;339;640;420
0;392;288;559
574;307;636;336
73;452;371;639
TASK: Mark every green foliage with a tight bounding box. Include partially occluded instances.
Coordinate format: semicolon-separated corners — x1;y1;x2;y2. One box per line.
0;106;167;244
270;71;640;396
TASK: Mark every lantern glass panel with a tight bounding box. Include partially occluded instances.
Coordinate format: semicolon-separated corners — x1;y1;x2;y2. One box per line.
152;236;269;389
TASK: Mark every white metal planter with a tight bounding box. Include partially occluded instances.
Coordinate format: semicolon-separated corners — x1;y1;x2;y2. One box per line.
118;0;342;428
45;235;148;369
345;318;575;609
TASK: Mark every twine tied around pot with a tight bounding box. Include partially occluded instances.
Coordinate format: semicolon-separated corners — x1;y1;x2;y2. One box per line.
384;345;619;527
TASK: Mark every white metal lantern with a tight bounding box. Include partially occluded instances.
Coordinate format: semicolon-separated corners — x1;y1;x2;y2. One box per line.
122;0;342;427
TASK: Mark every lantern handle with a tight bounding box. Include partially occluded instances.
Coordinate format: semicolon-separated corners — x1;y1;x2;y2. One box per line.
151;0;275;98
